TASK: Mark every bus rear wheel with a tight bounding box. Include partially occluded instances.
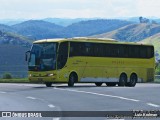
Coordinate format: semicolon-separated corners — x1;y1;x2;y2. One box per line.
45;82;52;87
68;73;77;87
95;82;103;86
118;74;127;87
127;74;137;87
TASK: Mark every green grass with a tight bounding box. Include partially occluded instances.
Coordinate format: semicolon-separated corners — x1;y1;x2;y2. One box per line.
141;33;160;53
0;78;29;83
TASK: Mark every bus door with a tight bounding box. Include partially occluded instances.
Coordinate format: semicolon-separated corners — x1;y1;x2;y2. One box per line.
57;42;69;82
69;42;87;82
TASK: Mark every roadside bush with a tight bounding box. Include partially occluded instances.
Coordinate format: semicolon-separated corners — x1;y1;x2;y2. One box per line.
3;73;12;79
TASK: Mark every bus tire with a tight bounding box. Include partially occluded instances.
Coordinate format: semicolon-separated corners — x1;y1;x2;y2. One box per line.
127;74;137;87
95;82;103;86
45;82;52;87
118;74;127;87
106;82;116;86
68;73;77;87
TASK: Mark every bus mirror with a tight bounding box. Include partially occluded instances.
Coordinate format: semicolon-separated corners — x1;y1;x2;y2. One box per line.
25;51;30;61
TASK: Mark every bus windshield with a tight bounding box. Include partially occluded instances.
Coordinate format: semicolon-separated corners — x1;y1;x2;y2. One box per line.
28;43;57;71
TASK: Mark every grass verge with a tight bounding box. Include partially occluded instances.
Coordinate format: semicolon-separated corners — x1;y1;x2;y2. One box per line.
0;78;29;83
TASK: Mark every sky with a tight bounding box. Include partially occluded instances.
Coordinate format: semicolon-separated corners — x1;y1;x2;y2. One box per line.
0;0;160;19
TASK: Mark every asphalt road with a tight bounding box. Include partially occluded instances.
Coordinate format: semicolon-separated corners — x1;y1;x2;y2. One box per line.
0;83;160;120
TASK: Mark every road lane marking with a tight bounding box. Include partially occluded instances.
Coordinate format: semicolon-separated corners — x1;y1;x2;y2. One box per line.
26;96;36;100
54;88;140;102
107;119;124;120
0;91;6;93
147;103;159;108
48;104;55;108
53;118;60;120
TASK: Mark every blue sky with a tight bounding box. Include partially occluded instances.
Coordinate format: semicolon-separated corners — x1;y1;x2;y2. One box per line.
0;0;160;19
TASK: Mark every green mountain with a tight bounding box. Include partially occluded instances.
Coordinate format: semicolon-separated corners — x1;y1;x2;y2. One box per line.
12;20;64;40
9;19;132;39
43;18;92;26
0;24;14;32
60;19;132;38
0;30;31;47
92;23;160;42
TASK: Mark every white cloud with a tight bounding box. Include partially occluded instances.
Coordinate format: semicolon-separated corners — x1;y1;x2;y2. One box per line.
136;0;160;17
0;0;160;19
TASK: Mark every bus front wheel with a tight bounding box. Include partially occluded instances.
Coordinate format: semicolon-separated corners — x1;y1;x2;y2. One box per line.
95;82;103;86
45;82;52;87
68;73;77;87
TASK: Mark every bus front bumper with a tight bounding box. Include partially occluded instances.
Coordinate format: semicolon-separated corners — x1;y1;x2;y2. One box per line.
29;77;56;83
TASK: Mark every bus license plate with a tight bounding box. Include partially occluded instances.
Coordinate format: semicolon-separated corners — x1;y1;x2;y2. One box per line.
38;78;43;82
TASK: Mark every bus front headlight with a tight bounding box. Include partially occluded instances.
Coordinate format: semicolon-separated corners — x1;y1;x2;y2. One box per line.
48;73;54;77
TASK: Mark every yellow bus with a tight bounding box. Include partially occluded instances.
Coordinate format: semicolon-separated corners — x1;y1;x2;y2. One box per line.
26;38;155;87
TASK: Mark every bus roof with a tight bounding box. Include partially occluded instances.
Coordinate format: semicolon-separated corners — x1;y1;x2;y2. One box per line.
33;37;153;46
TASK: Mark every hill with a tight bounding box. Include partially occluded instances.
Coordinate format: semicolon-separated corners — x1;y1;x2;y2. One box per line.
0;24;14;32
43;18;91;26
60;19;132;38
0;30;31;47
12;20;64;40
140;33;160;59
9;19;132;39
93;23;160;42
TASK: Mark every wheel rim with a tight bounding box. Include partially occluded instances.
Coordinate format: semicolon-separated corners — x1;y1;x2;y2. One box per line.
119;75;126;86
130;75;136;86
68;74;75;87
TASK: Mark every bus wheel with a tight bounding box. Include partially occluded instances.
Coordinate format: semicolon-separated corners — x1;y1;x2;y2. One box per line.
45;82;52;87
118;74;127;87
95;82;103;86
127;74;137;87
106;82;116;86
68;73;77;87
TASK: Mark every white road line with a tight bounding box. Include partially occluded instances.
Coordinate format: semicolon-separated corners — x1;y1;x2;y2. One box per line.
53;118;60;120
107;119;124;120
0;91;6;93
147;103;159;108
48;104;55;108
54;88;140;102
26;96;36;100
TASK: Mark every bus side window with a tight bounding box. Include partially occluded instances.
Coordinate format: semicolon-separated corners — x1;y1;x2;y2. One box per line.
85;43;91;56
147;46;154;58
140;46;147;58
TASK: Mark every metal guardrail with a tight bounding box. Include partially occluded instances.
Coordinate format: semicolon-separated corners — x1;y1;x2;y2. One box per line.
155;75;160;79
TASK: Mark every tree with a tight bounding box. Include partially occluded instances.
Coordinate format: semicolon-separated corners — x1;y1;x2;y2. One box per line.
139;16;143;23
3;73;12;79
139;16;150;23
